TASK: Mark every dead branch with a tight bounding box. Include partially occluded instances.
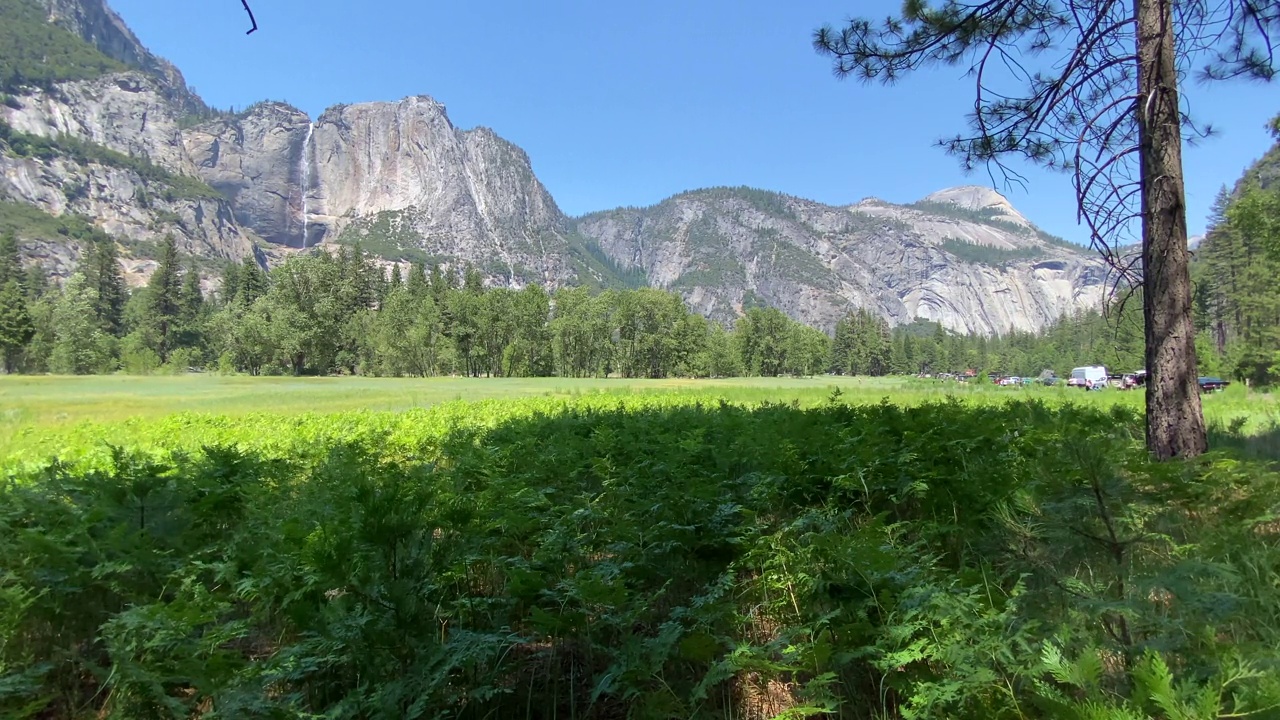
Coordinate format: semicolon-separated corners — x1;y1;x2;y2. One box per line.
241;0;258;35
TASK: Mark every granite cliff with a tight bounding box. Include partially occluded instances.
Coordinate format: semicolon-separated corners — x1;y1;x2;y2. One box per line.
0;0;1109;332
574;187;1106;334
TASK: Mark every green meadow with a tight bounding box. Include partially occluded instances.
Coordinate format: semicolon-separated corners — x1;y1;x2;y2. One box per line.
3;375;1280;718
0;373;1275;449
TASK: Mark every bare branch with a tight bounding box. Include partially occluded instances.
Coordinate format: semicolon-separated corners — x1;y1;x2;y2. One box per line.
241;0;258;35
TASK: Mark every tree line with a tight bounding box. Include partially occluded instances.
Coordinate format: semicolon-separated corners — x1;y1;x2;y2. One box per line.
0;229;1167;381
1194;124;1280;386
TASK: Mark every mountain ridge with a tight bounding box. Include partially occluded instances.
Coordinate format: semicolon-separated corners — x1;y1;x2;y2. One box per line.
0;0;1107;334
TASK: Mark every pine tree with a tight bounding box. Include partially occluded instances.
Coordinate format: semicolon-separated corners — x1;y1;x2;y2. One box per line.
463;265;485;294
811;0;1278;457
237;257;269;306
219;261;241;307
82;237;126;335
23;264;49;302
0;279;34;373
0;231;19;287
407;261;429;297
142;235;183;361
49;274;111;375
174;261;204;352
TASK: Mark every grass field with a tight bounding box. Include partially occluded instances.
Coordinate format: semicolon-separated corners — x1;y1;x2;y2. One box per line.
1;373;1277;459
4;375;1279;717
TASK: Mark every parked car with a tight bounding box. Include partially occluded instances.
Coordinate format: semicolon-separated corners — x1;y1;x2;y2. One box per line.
1198;376;1231;392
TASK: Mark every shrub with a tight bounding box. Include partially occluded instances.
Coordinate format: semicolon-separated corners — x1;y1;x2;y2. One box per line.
0;397;1276;718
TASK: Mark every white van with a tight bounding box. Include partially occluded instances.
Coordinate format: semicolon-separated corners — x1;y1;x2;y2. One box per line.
1069;366;1108;389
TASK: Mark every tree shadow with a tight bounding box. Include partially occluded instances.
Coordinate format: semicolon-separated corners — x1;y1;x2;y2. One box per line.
4;398;1279;719
1208;416;1280;461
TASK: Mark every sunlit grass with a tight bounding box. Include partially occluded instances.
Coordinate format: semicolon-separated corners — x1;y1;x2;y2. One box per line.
0;373;1275;459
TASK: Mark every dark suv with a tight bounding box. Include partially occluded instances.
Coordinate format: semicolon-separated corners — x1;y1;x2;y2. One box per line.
1198;376;1231;393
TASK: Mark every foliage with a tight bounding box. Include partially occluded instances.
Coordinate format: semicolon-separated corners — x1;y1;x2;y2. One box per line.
0;121;222;201
0;233;1164;383
0;0;127;92
813;0;1278;458
81;236;126;335
47;273;114;374
577;235;648;289
0;395;1277;718
0;279;33;373
908;199;1031;232
940;238;1044;265
1195;125;1280;386
334;209;440;265
0;199;114;246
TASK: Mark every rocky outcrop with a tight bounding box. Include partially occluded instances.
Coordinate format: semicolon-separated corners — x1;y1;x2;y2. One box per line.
919;186;1034;229
182;102;311;247
574;188;1107;335
39;0;202;113
0;150;257;278
311;98;569;273
1;0;1110;333
184;96;576;285
0;70;257;282
3;72;197;172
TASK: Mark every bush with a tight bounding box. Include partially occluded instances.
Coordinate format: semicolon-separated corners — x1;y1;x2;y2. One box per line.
120;341;161;374
215;352;237;375
159;346;201;374
0;397;1277;718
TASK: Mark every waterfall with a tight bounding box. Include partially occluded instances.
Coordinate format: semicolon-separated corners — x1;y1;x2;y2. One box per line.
299;122;314;249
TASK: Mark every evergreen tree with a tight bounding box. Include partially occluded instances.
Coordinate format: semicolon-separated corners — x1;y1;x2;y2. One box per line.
140;235;183;361
0;279;34;373
49;274;112;374
407;261;428;297
82;237;126;335
174;261;205;353
810;0;1280;457
19;291;56;373
0;231;19;287
735;307;792;376
237;257;269;306
219;261;241;307
463;265;485;294
23;263;49;302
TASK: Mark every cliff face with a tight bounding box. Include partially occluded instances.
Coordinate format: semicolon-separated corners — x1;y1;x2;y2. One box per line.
182;96;579;285
0;0;1110;331
39;0;202;113
181;102;310;248
5;72;196;172
574;187;1107;335
0;70;258;284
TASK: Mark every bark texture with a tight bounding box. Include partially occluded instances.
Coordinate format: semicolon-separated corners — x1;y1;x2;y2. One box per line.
1135;0;1208;459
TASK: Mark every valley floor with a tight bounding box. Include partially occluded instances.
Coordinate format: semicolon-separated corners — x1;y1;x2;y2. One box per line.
1;373;1276;456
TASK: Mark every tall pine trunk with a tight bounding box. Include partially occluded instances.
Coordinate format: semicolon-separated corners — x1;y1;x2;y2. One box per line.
1135;0;1208;459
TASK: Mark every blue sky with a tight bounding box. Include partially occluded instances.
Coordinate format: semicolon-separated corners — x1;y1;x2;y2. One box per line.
111;0;1277;241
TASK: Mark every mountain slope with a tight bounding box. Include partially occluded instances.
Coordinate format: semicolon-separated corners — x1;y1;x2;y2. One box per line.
0;0;1107;333
181;95;603;287
574;186;1107;335
0;0;259;284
